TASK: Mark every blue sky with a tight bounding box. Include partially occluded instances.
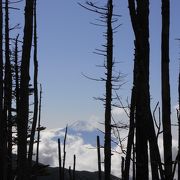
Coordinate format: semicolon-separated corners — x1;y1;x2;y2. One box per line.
10;0;180;129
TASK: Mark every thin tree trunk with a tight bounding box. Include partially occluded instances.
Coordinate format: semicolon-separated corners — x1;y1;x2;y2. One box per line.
5;0;13;179
0;0;3;178
17;0;34;179
58;138;62;180
15;35;20;122
28;0;38;169
178;67;180;180
36;84;42;164
73;155;76;180
132;142;135;180
161;0;172;179
121;157;125;180
124;44;136;179
97;136;101;180
104;1;113;180
0;0;5;179
62;126;68;180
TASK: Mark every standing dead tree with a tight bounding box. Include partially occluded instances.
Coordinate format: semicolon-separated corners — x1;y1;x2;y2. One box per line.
62;125;68;180
126;0;164;179
78;1;121;179
73;154;76;180
161;0;172;179
0;0;5;179
104;1;113;179
0;0;3;178
36;84;45;164
28;0;39;170
5;1;13;179
178;60;180;180
97;136;102;180
123;57;136;180
58;138;62;180
17;0;34;179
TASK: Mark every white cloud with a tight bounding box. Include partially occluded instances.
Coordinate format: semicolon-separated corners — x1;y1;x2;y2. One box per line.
37;127;124;178
38;128;101;172
112;107;126;116
36;125;179;179
173;104;179;110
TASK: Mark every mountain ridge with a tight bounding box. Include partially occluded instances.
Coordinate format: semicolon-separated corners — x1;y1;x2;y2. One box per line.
37;166;121;180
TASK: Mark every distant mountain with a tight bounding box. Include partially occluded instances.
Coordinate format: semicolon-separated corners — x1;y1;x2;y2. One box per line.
51;120;104;146
37;166;121;180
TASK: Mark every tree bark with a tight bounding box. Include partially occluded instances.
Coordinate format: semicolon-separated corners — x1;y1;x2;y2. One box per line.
127;0;164;179
97;136;102;180
124;43;136;180
17;0;34;179
104;1;113;180
161;0;172;179
5;0;13;179
36;84;42;164
178;68;180;180
28;0;38;169
0;0;5;179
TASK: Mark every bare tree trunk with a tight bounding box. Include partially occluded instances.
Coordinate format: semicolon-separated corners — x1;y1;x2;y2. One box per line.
17;0;34;179
104;1;113;180
121;157;125;180
15;35;20;123
58;138;62;180
5;1;13;179
97;136;101;180
127;1;164;179
36;84;42;164
0;0;5;179
124;44;136;179
149;141;159;180
62;126;67;180
178;69;180;180
128;1;149;178
161;0;172;179
28;0;38;169
132;142;135;180
73;155;76;180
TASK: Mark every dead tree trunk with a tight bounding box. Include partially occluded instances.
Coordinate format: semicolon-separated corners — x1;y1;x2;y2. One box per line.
5;0;13;179
124;44;136;179
28;0;39;169
127;0;164;179
128;1;149;178
73;155;76;180
161;0;172;179
178;65;180;180
121;157;125;180
62;126;67;180
104;1;113;180
17;0;34;179
97;136;101;180
36;84;42;164
58;138;62;180
0;0;4;179
15;35;20;124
